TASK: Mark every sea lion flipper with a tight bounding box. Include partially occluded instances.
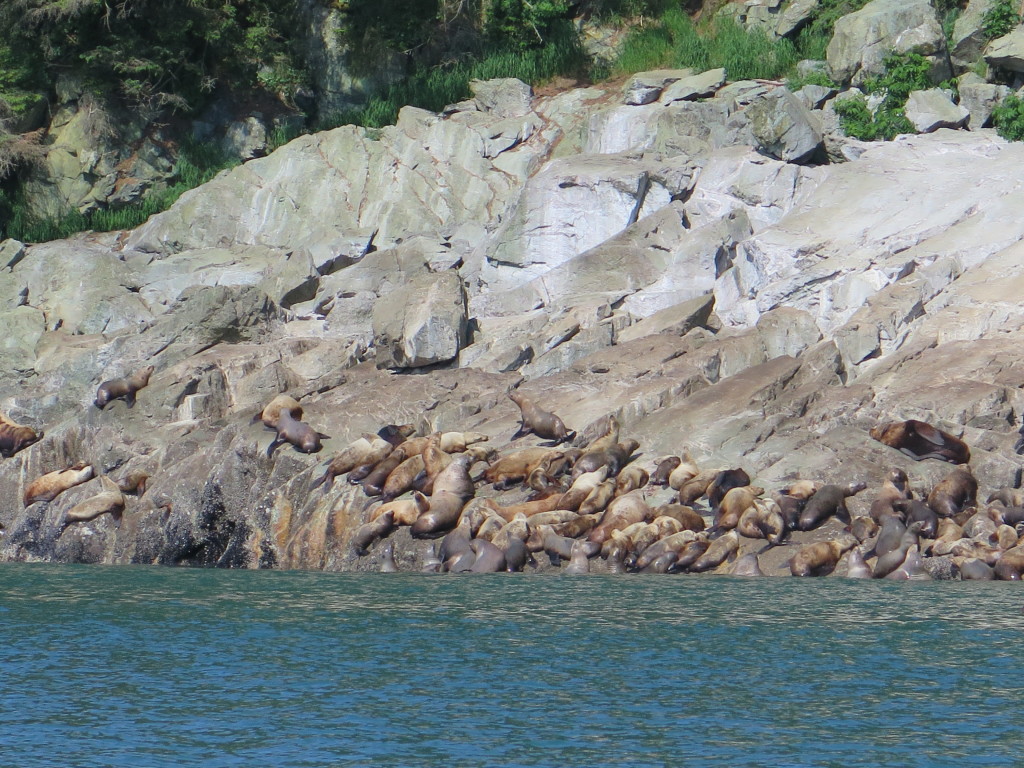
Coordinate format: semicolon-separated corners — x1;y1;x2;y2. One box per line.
912;421;946;447
510;425;529;440
126;392;136;408
317;432;331;440
267;438;283;458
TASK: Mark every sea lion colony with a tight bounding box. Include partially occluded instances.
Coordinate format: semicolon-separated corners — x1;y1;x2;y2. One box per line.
6;374;1024;580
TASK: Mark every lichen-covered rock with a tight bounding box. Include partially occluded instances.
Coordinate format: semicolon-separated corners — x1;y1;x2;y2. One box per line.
622;69;695;105
746;87;825;163
659;68;727;104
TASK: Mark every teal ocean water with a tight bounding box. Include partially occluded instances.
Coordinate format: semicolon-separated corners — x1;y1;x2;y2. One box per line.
2;563;1021;767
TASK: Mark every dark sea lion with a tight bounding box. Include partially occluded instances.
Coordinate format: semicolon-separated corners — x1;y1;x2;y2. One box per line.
379;541;399;573
508;389;575;444
351;510;395;555
437;517;473;563
731;553;764;577
884;545;931;580
24;463;94;506
378;424;416;447
996;506;1024;526
668;538;710;572
869;468;911;522
850;515;879;543
640;551;678;574
563;539;591;574
468;538;507;573
874;514;907;559
873;521;926;578
62;476;125;527
893;499;938;539
706;468;751;512
870;419;970;464
798;482;866;531
447;549;477;573
94;365;155;409
503;537;530;572
789;534;858;577
688;530;739;573
411;491;467;538
988;488;1024;508
0;413;43;458
650;456;682;486
926;467;977;519
267;409;328;456
359;447;408;497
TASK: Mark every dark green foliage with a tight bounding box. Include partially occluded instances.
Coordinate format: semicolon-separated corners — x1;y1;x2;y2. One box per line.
992;93;1024;140
834;51;930;141
982;0;1021;40
785;69;838;91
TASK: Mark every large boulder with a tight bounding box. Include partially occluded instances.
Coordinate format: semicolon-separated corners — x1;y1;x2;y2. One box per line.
985;27;1024;73
372;272;468;369
826;0;950;85
904;89;970;132
958;78;1011;128
950;0;996;71
622;69;695;105
746;87;825;163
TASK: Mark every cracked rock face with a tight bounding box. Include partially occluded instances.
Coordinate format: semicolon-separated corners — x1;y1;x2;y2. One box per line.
2;75;1024;573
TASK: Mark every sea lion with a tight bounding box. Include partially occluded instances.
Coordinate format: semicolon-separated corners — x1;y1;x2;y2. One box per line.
0;413;43;458
94;365;155;409
731;553;764;577
650;456;682;486
667;450;700;490
959;557;995;580
583;414;620;454
706;468;751;512
588;491;651;545
713;486;764;533
926;467;977;519
873;521;926;578
311;436;389;491
468;538;507;573
439;431;490;453
874;515;907;559
508;389;574;444
884;545;931;580
844;547;872;579
893;499;938;539
379;541;399;572
437;517;473;564
789;534;858;577
988;488;1024;508
351;510;395;555
578;480;616;516
24;463;94;506
678;469;720;506
640;552;678;574
652;503;705;532
255;394;303;428
869;468;911;522
615;465;649;496
62;476;125;527
850;515;879;543
369;493;431;527
798;482;866;531
563;539;591;574
430;454;475;500
668;538;711;572
869;419;970;464
634;530;699;571
116;470;150;497
556;466;608;511
266;409;328;456
502;536;531;572
572;439;640;479
378;424;416;446
552;512;601;540
484;447;562;490
359;447;408;497
688;530;740;573
410;491;467;538
737;498;786;545
483;490;565;522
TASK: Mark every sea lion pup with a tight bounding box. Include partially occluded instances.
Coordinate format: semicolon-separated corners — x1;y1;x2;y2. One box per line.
254;394;303;428
873;521;926;578
653;504;706;532
24;463;94;506
712;485;764;533
116;470;150;497
987;488;1024;508
926;467;978;518
789;534;859;577
588;491;652;545
731;553;764;577
309;436;384;492
706;468;751;512
369;493;431;527
379;541;399;573
635;530;699;571
678;469;720;506
378;424;416;447
892;499;938;539
484;447;562;490
869;468;912;522
508;389;575;444
62;477;125;527
870;419;970;464
0;413;43;458
563;539;592;574
737;498;786;546
94;364;155;409
615;465;649;496
667;450;700;490
351;510;396;555
267;409;329;456
688;530;740;573
798;482;866;531
844;547;873;579
468;538;507;573
650;456;682;486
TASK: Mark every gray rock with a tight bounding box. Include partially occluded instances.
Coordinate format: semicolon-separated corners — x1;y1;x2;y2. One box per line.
470;78;533;118
985;27;1024;73
372;272;468;369
659;68;727;104
222;114;268;160
958;81;1011;128
622;69;695;105
746;88;825;163
827;0;950;85
776;0;820;37
950;0;995;71
904;89;970;132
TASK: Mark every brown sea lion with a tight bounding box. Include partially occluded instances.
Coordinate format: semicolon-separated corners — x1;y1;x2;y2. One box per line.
652;503;706;532
359;447;409;497
988;488;1024;508
713;486;764;532
351;510;395;555
0;413;43;458
650;456;682;486
378;424;416;446
798;482;866;531
95;365;155;409
850;515;879;543
737;498;786;545
484;447;561;490
870;419;970;464
688;530;740;573
893;499;938;539
311;436;389;492
926;467;977;518
410;491;467;538
615;465;649;496
789;534;858;577
634;530;699;570
255;394;302;428
63;476;125;526
509;389;574;444
869;468;911;521
706;468;751;512
267;409;328;456
369;493;431;527
116;470;150;497
24;463;94;506
678;469;720;506
588;491;652;545
573;439;640;479
578;480;617;516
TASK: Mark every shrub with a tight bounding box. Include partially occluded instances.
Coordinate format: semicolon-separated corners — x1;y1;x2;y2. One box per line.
982;0;1021;39
992;93;1024;140
834;52;930;141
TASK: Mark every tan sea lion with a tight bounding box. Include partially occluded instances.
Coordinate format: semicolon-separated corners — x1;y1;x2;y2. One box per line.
615;465;649;496
573;439;640;479
255;394;303;428
668;538;711;572
508;389;574;444
688;530;740;573
678;469;720;506
588;491;651;545
737;497;786;545
311;436;389;492
652;503;706;532
713;486;764;532
578;479;617;516
430;454;475;499
667;450;700;490
95;365;155;409
24;463;94;506
552;512;600;539
870;419;970;464
380;454;426;501
789;534;859;577
369;492;431;526
584;414;620;453
484;447;561;489
634;530;699;570
0;413;43;458
926;467;977;518
266;409;328;456
483;490;565;522
63;476;125;526
116;470;150;497
439;431;490;453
